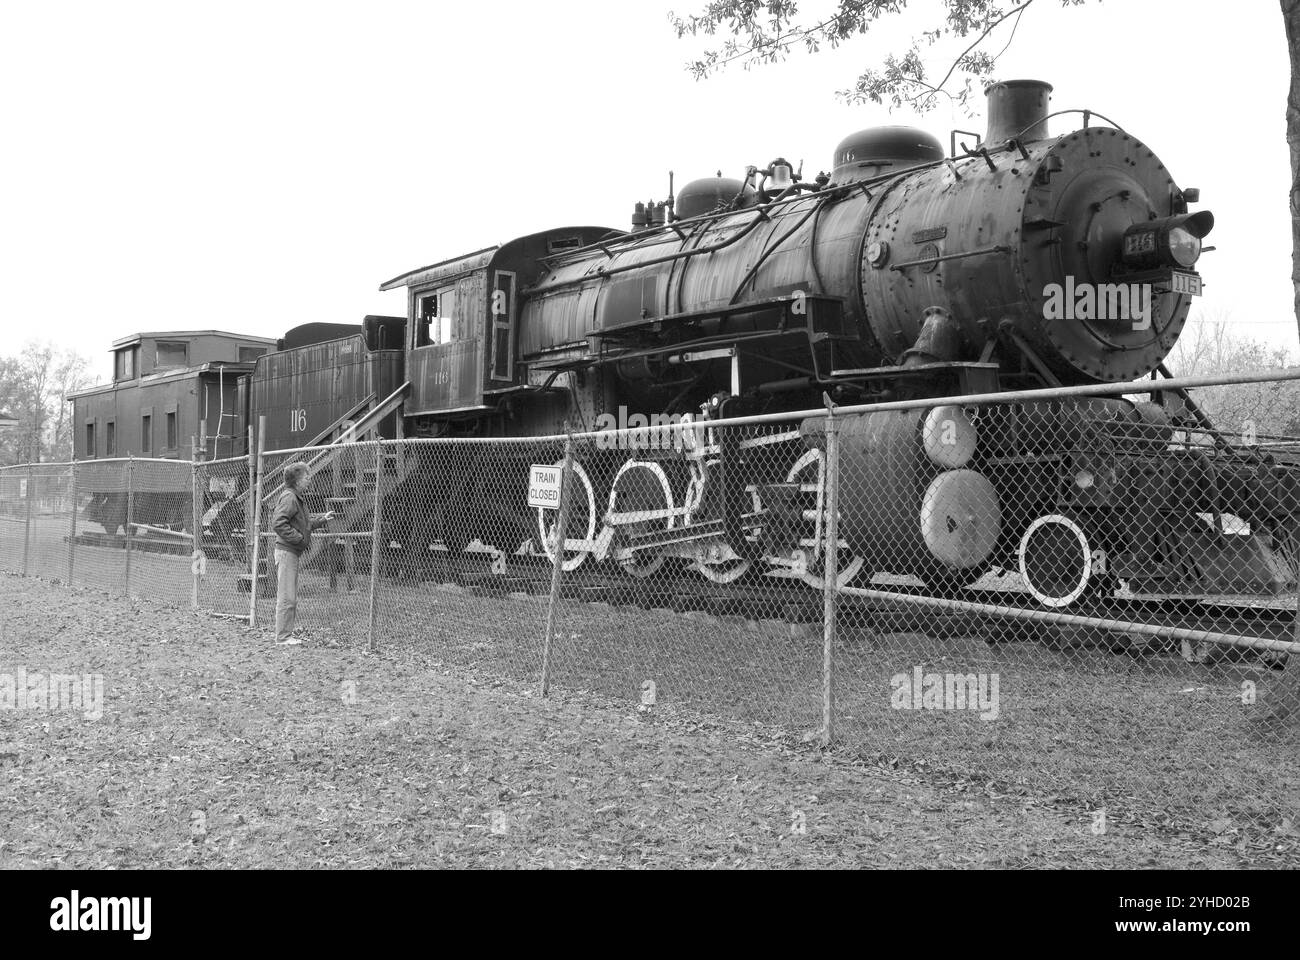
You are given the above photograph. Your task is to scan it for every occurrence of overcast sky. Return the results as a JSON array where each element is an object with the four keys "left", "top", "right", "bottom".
[{"left": 0, "top": 0, "right": 1290, "bottom": 379}]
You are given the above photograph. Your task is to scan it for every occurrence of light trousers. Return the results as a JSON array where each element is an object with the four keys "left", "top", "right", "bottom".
[{"left": 274, "top": 547, "right": 300, "bottom": 641}]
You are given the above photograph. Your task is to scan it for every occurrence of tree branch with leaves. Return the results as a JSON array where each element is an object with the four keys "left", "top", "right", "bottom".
[
  {"left": 670, "top": 0, "right": 1090, "bottom": 113},
  {"left": 672, "top": 0, "right": 1300, "bottom": 339}
]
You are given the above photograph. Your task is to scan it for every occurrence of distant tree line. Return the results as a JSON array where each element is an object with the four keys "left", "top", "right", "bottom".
[
  {"left": 1164, "top": 314, "right": 1300, "bottom": 443},
  {"left": 0, "top": 344, "right": 93, "bottom": 465}
]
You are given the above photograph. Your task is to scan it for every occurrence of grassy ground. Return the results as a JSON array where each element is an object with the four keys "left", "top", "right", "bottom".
[{"left": 3, "top": 573, "right": 1290, "bottom": 868}]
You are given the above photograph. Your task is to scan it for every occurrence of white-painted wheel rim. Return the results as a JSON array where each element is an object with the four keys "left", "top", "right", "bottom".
[
  {"left": 1018, "top": 514, "right": 1092, "bottom": 609},
  {"left": 785, "top": 448, "right": 865, "bottom": 589},
  {"left": 693, "top": 557, "right": 752, "bottom": 584},
  {"left": 607, "top": 459, "right": 673, "bottom": 579}
]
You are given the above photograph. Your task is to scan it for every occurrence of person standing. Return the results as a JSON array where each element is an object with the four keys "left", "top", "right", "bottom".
[{"left": 270, "top": 462, "right": 334, "bottom": 645}]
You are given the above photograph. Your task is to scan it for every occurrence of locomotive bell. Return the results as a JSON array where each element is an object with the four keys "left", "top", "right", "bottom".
[
  {"left": 829, "top": 126, "right": 944, "bottom": 185},
  {"left": 768, "top": 158, "right": 795, "bottom": 192}
]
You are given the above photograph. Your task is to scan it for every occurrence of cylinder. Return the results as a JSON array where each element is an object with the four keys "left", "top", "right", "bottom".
[{"left": 810, "top": 409, "right": 1000, "bottom": 577}]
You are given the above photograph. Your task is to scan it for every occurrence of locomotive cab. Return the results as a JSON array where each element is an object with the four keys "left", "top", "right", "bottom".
[{"left": 380, "top": 226, "right": 620, "bottom": 424}]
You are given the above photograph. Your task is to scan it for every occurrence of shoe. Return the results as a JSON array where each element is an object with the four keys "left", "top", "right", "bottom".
[{"left": 276, "top": 637, "right": 304, "bottom": 646}]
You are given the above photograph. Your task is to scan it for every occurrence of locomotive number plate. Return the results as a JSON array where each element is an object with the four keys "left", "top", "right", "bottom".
[
  {"left": 1168, "top": 271, "right": 1202, "bottom": 297},
  {"left": 527, "top": 465, "right": 563, "bottom": 509}
]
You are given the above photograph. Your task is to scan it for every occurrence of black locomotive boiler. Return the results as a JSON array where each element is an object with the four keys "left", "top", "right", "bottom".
[{"left": 375, "top": 79, "right": 1298, "bottom": 604}]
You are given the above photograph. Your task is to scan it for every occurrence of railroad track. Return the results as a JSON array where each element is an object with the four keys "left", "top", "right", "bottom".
[
  {"left": 70, "top": 531, "right": 192, "bottom": 556},
  {"left": 70, "top": 529, "right": 241, "bottom": 563},
  {"left": 68, "top": 525, "right": 1296, "bottom": 666},
  {"left": 381, "top": 549, "right": 1296, "bottom": 668}
]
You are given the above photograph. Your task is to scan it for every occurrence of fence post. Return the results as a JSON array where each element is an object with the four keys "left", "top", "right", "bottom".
[
  {"left": 244, "top": 425, "right": 255, "bottom": 569},
  {"left": 540, "top": 434, "right": 575, "bottom": 698},
  {"left": 820, "top": 397, "right": 841, "bottom": 749},
  {"left": 124, "top": 456, "right": 135, "bottom": 596},
  {"left": 367, "top": 438, "right": 384, "bottom": 651},
  {"left": 191, "top": 437, "right": 203, "bottom": 611},
  {"left": 22, "top": 461, "right": 34, "bottom": 576},
  {"left": 67, "top": 460, "right": 77, "bottom": 587},
  {"left": 248, "top": 416, "right": 267, "bottom": 628}
]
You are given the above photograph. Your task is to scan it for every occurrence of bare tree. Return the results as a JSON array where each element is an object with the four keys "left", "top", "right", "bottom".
[
  {"left": 1166, "top": 311, "right": 1300, "bottom": 441},
  {"left": 0, "top": 343, "right": 93, "bottom": 464},
  {"left": 48, "top": 351, "right": 92, "bottom": 461},
  {"left": 1286, "top": 0, "right": 1300, "bottom": 336}
]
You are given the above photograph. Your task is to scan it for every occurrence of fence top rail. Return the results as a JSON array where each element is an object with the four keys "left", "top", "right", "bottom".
[
  {"left": 614, "top": 366, "right": 1300, "bottom": 439},
  {"left": 198, "top": 454, "right": 251, "bottom": 468},
  {"left": 250, "top": 366, "right": 1300, "bottom": 455},
  {"left": 0, "top": 461, "right": 75, "bottom": 472},
  {"left": 8, "top": 368, "right": 1296, "bottom": 469},
  {"left": 369, "top": 366, "right": 1300, "bottom": 449},
  {"left": 13, "top": 456, "right": 192, "bottom": 467},
  {"left": 260, "top": 437, "right": 391, "bottom": 459}
]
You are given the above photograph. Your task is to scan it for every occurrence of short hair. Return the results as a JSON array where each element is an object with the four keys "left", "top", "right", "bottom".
[{"left": 283, "top": 462, "right": 310, "bottom": 489}]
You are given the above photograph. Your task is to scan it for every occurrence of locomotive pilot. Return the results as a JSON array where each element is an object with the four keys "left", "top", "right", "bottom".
[{"left": 270, "top": 462, "right": 335, "bottom": 645}]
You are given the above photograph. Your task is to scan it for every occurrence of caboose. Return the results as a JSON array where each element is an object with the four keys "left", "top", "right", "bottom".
[
  {"left": 71, "top": 330, "right": 276, "bottom": 463},
  {"left": 69, "top": 330, "right": 276, "bottom": 533}
]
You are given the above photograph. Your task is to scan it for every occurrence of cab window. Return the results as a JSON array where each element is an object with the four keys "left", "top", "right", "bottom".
[{"left": 415, "top": 289, "right": 458, "bottom": 347}]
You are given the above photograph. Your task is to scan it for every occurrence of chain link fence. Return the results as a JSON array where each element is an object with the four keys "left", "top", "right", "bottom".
[{"left": 2, "top": 372, "right": 1299, "bottom": 849}]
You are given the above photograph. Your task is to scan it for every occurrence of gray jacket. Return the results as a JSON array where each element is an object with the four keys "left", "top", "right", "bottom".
[{"left": 272, "top": 488, "right": 327, "bottom": 556}]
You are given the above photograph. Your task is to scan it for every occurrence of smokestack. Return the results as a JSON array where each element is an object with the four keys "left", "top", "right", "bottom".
[{"left": 984, "top": 79, "right": 1053, "bottom": 145}]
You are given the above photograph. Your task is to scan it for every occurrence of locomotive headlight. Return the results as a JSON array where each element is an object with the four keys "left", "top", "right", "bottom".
[
  {"left": 1166, "top": 227, "right": 1201, "bottom": 268},
  {"left": 1120, "top": 211, "right": 1214, "bottom": 272}
]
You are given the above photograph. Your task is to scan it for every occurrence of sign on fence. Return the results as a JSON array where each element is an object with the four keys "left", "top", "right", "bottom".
[{"left": 527, "top": 464, "right": 562, "bottom": 509}]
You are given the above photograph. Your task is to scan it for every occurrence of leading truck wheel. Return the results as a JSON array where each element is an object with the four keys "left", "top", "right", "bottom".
[{"left": 1018, "top": 514, "right": 1095, "bottom": 608}]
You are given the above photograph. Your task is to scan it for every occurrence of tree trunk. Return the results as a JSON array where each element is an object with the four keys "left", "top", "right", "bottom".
[{"left": 1285, "top": 0, "right": 1300, "bottom": 340}]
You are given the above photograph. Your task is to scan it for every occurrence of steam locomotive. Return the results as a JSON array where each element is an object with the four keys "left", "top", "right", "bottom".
[{"left": 71, "top": 79, "right": 1300, "bottom": 608}]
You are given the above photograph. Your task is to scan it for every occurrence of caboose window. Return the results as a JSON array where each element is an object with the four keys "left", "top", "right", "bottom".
[
  {"left": 166, "top": 412, "right": 178, "bottom": 450},
  {"left": 85, "top": 422, "right": 96, "bottom": 459},
  {"left": 105, "top": 420, "right": 116, "bottom": 457},
  {"left": 238, "top": 346, "right": 266, "bottom": 362},
  {"left": 155, "top": 341, "right": 188, "bottom": 368},
  {"left": 114, "top": 347, "right": 137, "bottom": 381},
  {"left": 141, "top": 414, "right": 152, "bottom": 454},
  {"left": 416, "top": 290, "right": 457, "bottom": 347}
]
